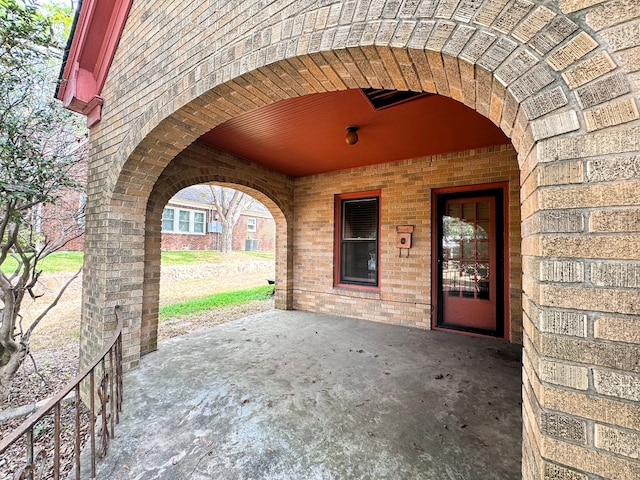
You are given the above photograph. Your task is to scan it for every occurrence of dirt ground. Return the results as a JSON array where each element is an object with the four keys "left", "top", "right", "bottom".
[
  {"left": 2, "top": 254, "right": 275, "bottom": 408},
  {"left": 20, "top": 253, "right": 275, "bottom": 350}
]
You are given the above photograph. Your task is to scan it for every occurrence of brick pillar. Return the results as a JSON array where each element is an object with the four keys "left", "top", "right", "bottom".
[
  {"left": 521, "top": 127, "right": 640, "bottom": 479},
  {"left": 274, "top": 213, "right": 294, "bottom": 310},
  {"left": 80, "top": 206, "right": 146, "bottom": 371},
  {"left": 140, "top": 210, "right": 162, "bottom": 356}
]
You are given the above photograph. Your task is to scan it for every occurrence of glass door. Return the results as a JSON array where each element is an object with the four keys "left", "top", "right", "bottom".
[{"left": 435, "top": 189, "right": 504, "bottom": 337}]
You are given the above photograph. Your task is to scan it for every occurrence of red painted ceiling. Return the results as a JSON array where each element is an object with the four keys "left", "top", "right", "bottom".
[{"left": 200, "top": 89, "right": 510, "bottom": 178}]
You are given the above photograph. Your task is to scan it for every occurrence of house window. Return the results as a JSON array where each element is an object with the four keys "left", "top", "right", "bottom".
[
  {"left": 247, "top": 218, "right": 257, "bottom": 232},
  {"left": 245, "top": 239, "right": 259, "bottom": 251},
  {"left": 162, "top": 207, "right": 206, "bottom": 235},
  {"left": 162, "top": 208, "right": 175, "bottom": 231},
  {"left": 193, "top": 212, "right": 205, "bottom": 234},
  {"left": 178, "top": 210, "right": 190, "bottom": 232},
  {"left": 336, "top": 193, "right": 380, "bottom": 287}
]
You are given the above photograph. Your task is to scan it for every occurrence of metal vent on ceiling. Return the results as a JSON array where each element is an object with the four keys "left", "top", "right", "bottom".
[{"left": 362, "top": 88, "right": 432, "bottom": 110}]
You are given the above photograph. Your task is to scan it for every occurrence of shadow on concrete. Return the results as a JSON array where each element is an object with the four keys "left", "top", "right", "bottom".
[{"left": 90, "top": 310, "right": 522, "bottom": 479}]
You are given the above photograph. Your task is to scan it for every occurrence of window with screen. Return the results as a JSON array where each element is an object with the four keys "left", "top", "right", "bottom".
[
  {"left": 337, "top": 194, "right": 379, "bottom": 287},
  {"left": 162, "top": 207, "right": 206, "bottom": 234},
  {"left": 178, "top": 210, "right": 190, "bottom": 232},
  {"left": 162, "top": 208, "right": 175, "bottom": 231},
  {"left": 193, "top": 212, "right": 205, "bottom": 234}
]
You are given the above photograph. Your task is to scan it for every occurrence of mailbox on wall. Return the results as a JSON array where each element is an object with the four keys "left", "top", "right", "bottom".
[{"left": 396, "top": 225, "right": 414, "bottom": 251}]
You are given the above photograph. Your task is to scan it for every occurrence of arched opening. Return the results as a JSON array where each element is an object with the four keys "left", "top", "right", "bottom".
[
  {"left": 86, "top": 51, "right": 527, "bottom": 475},
  {"left": 154, "top": 184, "right": 276, "bottom": 338},
  {"left": 139, "top": 162, "right": 292, "bottom": 355},
  {"left": 108, "top": 86, "right": 524, "bottom": 479},
  {"left": 94, "top": 45, "right": 536, "bottom": 362},
  {"left": 76, "top": 6, "right": 639, "bottom": 471},
  {"left": 121, "top": 85, "right": 522, "bottom": 355}
]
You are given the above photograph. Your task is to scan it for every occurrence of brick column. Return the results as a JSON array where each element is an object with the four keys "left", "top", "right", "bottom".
[
  {"left": 521, "top": 126, "right": 640, "bottom": 479},
  {"left": 80, "top": 205, "right": 146, "bottom": 371}
]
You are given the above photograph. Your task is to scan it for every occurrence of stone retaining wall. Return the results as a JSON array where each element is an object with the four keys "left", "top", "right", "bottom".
[{"left": 160, "top": 261, "right": 275, "bottom": 283}]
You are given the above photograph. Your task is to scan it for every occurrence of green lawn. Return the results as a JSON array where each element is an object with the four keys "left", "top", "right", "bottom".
[
  {"left": 160, "top": 250, "right": 274, "bottom": 265},
  {"left": 1, "top": 250, "right": 274, "bottom": 274},
  {"left": 159, "top": 285, "right": 274, "bottom": 321},
  {"left": 0, "top": 251, "right": 84, "bottom": 274}
]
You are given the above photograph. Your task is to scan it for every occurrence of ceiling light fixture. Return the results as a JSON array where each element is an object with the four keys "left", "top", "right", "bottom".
[{"left": 345, "top": 126, "right": 359, "bottom": 145}]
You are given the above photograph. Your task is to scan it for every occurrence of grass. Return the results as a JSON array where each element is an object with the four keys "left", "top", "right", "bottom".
[
  {"left": 240, "top": 251, "right": 274, "bottom": 260},
  {"left": 160, "top": 250, "right": 226, "bottom": 265},
  {"left": 0, "top": 251, "right": 84, "bottom": 274},
  {"left": 1, "top": 250, "right": 274, "bottom": 273},
  {"left": 151, "top": 250, "right": 274, "bottom": 266},
  {"left": 159, "top": 285, "right": 274, "bottom": 321}
]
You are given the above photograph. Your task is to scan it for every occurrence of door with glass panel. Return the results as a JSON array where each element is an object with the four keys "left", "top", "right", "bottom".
[{"left": 435, "top": 189, "right": 504, "bottom": 337}]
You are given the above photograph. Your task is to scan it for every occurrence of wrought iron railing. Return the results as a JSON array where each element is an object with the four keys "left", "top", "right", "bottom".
[{"left": 0, "top": 306, "right": 123, "bottom": 479}]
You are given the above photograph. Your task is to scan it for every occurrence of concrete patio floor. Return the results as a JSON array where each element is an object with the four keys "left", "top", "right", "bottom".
[{"left": 91, "top": 310, "right": 523, "bottom": 479}]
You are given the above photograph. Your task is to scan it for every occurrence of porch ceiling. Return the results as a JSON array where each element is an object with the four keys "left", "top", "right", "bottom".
[{"left": 199, "top": 89, "right": 510, "bottom": 178}]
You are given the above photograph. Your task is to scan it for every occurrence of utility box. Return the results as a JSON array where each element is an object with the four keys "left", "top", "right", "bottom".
[
  {"left": 208, "top": 221, "right": 222, "bottom": 233},
  {"left": 396, "top": 225, "right": 414, "bottom": 249}
]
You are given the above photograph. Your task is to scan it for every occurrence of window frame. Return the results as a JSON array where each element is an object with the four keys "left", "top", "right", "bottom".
[
  {"left": 334, "top": 191, "right": 381, "bottom": 290},
  {"left": 247, "top": 217, "right": 257, "bottom": 232},
  {"left": 162, "top": 207, "right": 206, "bottom": 235},
  {"left": 178, "top": 210, "right": 191, "bottom": 233},
  {"left": 193, "top": 211, "right": 205, "bottom": 234},
  {"left": 162, "top": 208, "right": 175, "bottom": 232}
]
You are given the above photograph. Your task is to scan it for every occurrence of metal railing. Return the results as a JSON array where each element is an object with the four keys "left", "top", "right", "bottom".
[{"left": 0, "top": 306, "right": 123, "bottom": 480}]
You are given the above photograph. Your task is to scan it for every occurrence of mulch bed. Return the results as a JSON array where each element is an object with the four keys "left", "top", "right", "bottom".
[
  {"left": 1, "top": 403, "right": 90, "bottom": 480},
  {"left": 0, "top": 343, "right": 88, "bottom": 480}
]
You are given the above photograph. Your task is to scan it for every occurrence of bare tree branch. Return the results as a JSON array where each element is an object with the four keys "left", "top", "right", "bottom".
[
  {"left": 206, "top": 186, "right": 254, "bottom": 253},
  {"left": 22, "top": 267, "right": 81, "bottom": 343}
]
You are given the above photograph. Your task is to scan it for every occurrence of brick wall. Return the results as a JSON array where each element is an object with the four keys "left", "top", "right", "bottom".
[
  {"left": 161, "top": 232, "right": 210, "bottom": 250},
  {"left": 40, "top": 188, "right": 85, "bottom": 251},
  {"left": 232, "top": 215, "right": 276, "bottom": 252},
  {"left": 293, "top": 145, "right": 522, "bottom": 338},
  {"left": 76, "top": 1, "right": 640, "bottom": 479},
  {"left": 40, "top": 144, "right": 88, "bottom": 252}
]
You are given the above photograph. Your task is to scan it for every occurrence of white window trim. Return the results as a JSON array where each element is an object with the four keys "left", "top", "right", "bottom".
[
  {"left": 247, "top": 217, "right": 257, "bottom": 232},
  {"left": 162, "top": 207, "right": 206, "bottom": 235},
  {"left": 162, "top": 208, "right": 175, "bottom": 232}
]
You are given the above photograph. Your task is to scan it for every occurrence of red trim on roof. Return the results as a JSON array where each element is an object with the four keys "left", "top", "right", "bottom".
[{"left": 56, "top": 0, "right": 133, "bottom": 127}]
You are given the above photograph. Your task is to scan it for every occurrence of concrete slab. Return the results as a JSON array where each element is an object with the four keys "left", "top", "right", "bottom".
[{"left": 90, "top": 310, "right": 522, "bottom": 479}]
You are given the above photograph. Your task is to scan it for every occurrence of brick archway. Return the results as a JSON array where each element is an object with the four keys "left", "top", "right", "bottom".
[
  {"left": 79, "top": 2, "right": 640, "bottom": 479},
  {"left": 139, "top": 144, "right": 294, "bottom": 355}
]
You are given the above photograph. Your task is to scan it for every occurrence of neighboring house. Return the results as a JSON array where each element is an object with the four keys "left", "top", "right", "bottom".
[
  {"left": 40, "top": 180, "right": 273, "bottom": 253},
  {"left": 38, "top": 190, "right": 86, "bottom": 252},
  {"left": 56, "top": 2, "right": 640, "bottom": 479},
  {"left": 160, "top": 185, "right": 275, "bottom": 252}
]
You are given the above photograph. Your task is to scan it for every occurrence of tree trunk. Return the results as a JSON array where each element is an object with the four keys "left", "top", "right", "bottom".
[
  {"left": 208, "top": 186, "right": 253, "bottom": 255},
  {"left": 0, "top": 341, "right": 27, "bottom": 402},
  {"left": 220, "top": 223, "right": 233, "bottom": 253}
]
